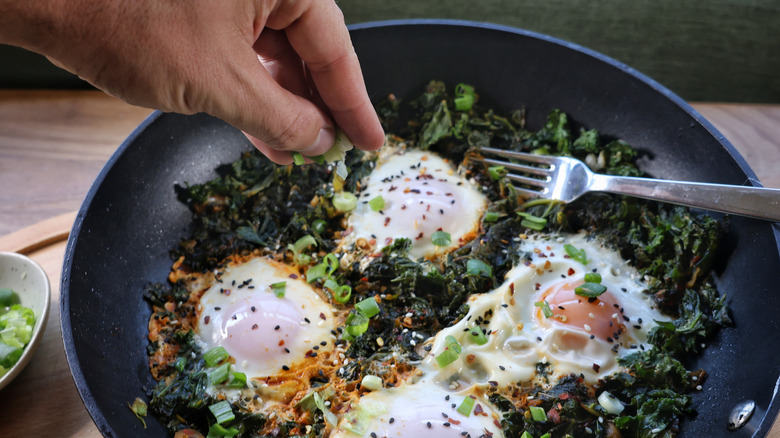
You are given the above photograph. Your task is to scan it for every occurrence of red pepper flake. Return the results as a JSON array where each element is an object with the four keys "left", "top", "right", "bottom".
[
  {"left": 422, "top": 214, "right": 427, "bottom": 220},
  {"left": 279, "top": 340, "right": 285, "bottom": 346},
  {"left": 204, "top": 316, "right": 210, "bottom": 325},
  {"left": 567, "top": 267, "right": 575, "bottom": 276},
  {"left": 448, "top": 418, "right": 461, "bottom": 425},
  {"left": 426, "top": 191, "right": 433, "bottom": 196},
  {"left": 509, "top": 283, "right": 515, "bottom": 295},
  {"left": 289, "top": 273, "right": 298, "bottom": 279},
  {"left": 559, "top": 393, "right": 571, "bottom": 400},
  {"left": 474, "top": 403, "right": 485, "bottom": 416},
  {"left": 592, "top": 363, "right": 601, "bottom": 372},
  {"left": 360, "top": 277, "right": 369, "bottom": 282},
  {"left": 251, "top": 324, "right": 258, "bottom": 330},
  {"left": 494, "top": 419, "right": 502, "bottom": 428},
  {"left": 426, "top": 204, "right": 431, "bottom": 211},
  {"left": 388, "top": 185, "right": 397, "bottom": 192},
  {"left": 535, "top": 283, "right": 541, "bottom": 291},
  {"left": 401, "top": 205, "right": 407, "bottom": 210},
  {"left": 548, "top": 408, "right": 561, "bottom": 424},
  {"left": 320, "top": 312, "right": 327, "bottom": 320},
  {"left": 224, "top": 289, "right": 231, "bottom": 296},
  {"left": 385, "top": 237, "right": 393, "bottom": 245},
  {"left": 415, "top": 232, "right": 424, "bottom": 240},
  {"left": 384, "top": 217, "right": 391, "bottom": 226}
]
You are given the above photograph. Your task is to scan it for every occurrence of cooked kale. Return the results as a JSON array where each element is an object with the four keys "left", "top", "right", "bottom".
[{"left": 145, "top": 80, "right": 730, "bottom": 438}]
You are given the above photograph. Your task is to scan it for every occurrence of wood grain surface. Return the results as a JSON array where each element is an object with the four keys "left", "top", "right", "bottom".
[{"left": 0, "top": 91, "right": 778, "bottom": 437}]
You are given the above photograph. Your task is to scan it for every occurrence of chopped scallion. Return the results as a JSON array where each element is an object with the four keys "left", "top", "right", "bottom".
[
  {"left": 518, "top": 212, "right": 547, "bottom": 230},
  {"left": 334, "top": 285, "right": 352, "bottom": 304},
  {"left": 564, "top": 243, "right": 588, "bottom": 264},
  {"left": 466, "top": 259, "right": 493, "bottom": 277},
  {"left": 311, "top": 219, "right": 328, "bottom": 234},
  {"left": 454, "top": 83, "right": 476, "bottom": 111},
  {"left": 332, "top": 191, "right": 357, "bottom": 212},
  {"left": 361, "top": 374, "right": 383, "bottom": 391},
  {"left": 484, "top": 211, "right": 499, "bottom": 222},
  {"left": 456, "top": 396, "right": 476, "bottom": 416},
  {"left": 208, "top": 400, "right": 235, "bottom": 425},
  {"left": 535, "top": 300, "right": 553, "bottom": 318},
  {"left": 521, "top": 432, "right": 534, "bottom": 438},
  {"left": 434, "top": 348, "right": 459, "bottom": 368},
  {"left": 291, "top": 152, "right": 305, "bottom": 166},
  {"left": 128, "top": 397, "right": 148, "bottom": 428},
  {"left": 206, "top": 423, "right": 239, "bottom": 438},
  {"left": 469, "top": 326, "right": 488, "bottom": 345},
  {"left": 488, "top": 165, "right": 506, "bottom": 181},
  {"left": 369, "top": 195, "right": 385, "bottom": 212},
  {"left": 584, "top": 272, "right": 602, "bottom": 283},
  {"left": 355, "top": 297, "right": 380, "bottom": 318},
  {"left": 431, "top": 230, "right": 451, "bottom": 247},
  {"left": 529, "top": 405, "right": 547, "bottom": 422},
  {"left": 445, "top": 335, "right": 462, "bottom": 354},
  {"left": 226, "top": 371, "right": 247, "bottom": 389},
  {"left": 344, "top": 313, "right": 369, "bottom": 339},
  {"left": 208, "top": 362, "right": 230, "bottom": 385},
  {"left": 270, "top": 281, "right": 286, "bottom": 298},
  {"left": 203, "top": 346, "right": 229, "bottom": 367},
  {"left": 306, "top": 263, "right": 328, "bottom": 284},
  {"left": 575, "top": 282, "right": 608, "bottom": 298}
]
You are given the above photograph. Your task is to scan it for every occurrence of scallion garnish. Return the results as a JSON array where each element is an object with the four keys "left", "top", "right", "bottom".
[
  {"left": 288, "top": 235, "right": 317, "bottom": 265},
  {"left": 431, "top": 230, "right": 451, "bottom": 247},
  {"left": 306, "top": 263, "right": 328, "bottom": 284},
  {"left": 564, "top": 243, "right": 589, "bottom": 264},
  {"left": 203, "top": 346, "right": 229, "bottom": 367},
  {"left": 469, "top": 326, "right": 488, "bottom": 345},
  {"left": 361, "top": 374, "right": 383, "bottom": 391},
  {"left": 456, "top": 396, "right": 476, "bottom": 416},
  {"left": 584, "top": 272, "right": 602, "bottom": 284},
  {"left": 355, "top": 297, "right": 380, "bottom": 318},
  {"left": 208, "top": 362, "right": 230, "bottom": 385},
  {"left": 445, "top": 335, "right": 462, "bottom": 354},
  {"left": 575, "top": 282, "right": 608, "bottom": 298},
  {"left": 226, "top": 371, "right": 247, "bottom": 389},
  {"left": 488, "top": 165, "right": 506, "bottom": 181},
  {"left": 520, "top": 432, "right": 534, "bottom": 438},
  {"left": 484, "top": 211, "right": 499, "bottom": 222},
  {"left": 369, "top": 195, "right": 385, "bottom": 212},
  {"left": 535, "top": 300, "right": 554, "bottom": 318},
  {"left": 517, "top": 212, "right": 547, "bottom": 231},
  {"left": 292, "top": 152, "right": 305, "bottom": 166},
  {"left": 323, "top": 253, "right": 339, "bottom": 276},
  {"left": 270, "top": 281, "right": 286, "bottom": 298},
  {"left": 454, "top": 83, "right": 476, "bottom": 111},
  {"left": 466, "top": 259, "right": 493, "bottom": 277},
  {"left": 344, "top": 312, "right": 369, "bottom": 339},
  {"left": 332, "top": 191, "right": 357, "bottom": 212},
  {"left": 334, "top": 285, "right": 352, "bottom": 304},
  {"left": 529, "top": 405, "right": 547, "bottom": 422},
  {"left": 209, "top": 400, "right": 235, "bottom": 424},
  {"left": 434, "top": 348, "right": 459, "bottom": 368},
  {"left": 206, "top": 423, "right": 239, "bottom": 438}
]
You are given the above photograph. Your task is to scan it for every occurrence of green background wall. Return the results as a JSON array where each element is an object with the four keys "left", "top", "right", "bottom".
[{"left": 1, "top": 0, "right": 778, "bottom": 102}]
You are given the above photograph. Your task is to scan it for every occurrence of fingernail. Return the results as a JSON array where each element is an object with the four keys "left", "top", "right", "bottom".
[{"left": 304, "top": 126, "right": 335, "bottom": 155}]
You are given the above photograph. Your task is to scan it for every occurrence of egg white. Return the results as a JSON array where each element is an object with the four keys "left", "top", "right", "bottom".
[
  {"left": 343, "top": 148, "right": 487, "bottom": 260},
  {"left": 420, "top": 232, "right": 670, "bottom": 386},
  {"left": 196, "top": 257, "right": 337, "bottom": 382},
  {"left": 330, "top": 376, "right": 504, "bottom": 438}
]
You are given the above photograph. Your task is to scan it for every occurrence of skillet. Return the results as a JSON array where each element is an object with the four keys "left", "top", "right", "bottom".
[{"left": 61, "top": 20, "right": 780, "bottom": 437}]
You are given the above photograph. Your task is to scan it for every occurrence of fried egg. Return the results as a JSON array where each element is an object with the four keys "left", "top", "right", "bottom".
[
  {"left": 196, "top": 257, "right": 336, "bottom": 381},
  {"left": 421, "top": 232, "right": 669, "bottom": 386},
  {"left": 344, "top": 148, "right": 487, "bottom": 260},
  {"left": 330, "top": 377, "right": 504, "bottom": 438}
]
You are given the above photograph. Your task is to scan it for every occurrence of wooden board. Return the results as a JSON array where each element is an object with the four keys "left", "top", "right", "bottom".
[{"left": 0, "top": 211, "right": 102, "bottom": 437}]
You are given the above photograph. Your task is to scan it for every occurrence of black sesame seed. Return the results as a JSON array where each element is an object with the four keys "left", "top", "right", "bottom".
[
  {"left": 274, "top": 325, "right": 280, "bottom": 330},
  {"left": 282, "top": 365, "right": 289, "bottom": 370}
]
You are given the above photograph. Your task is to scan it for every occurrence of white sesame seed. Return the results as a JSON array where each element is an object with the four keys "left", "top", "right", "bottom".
[
  {"left": 588, "top": 312, "right": 595, "bottom": 319},
  {"left": 584, "top": 324, "right": 592, "bottom": 332}
]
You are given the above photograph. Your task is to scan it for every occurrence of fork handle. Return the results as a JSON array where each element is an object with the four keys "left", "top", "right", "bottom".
[{"left": 591, "top": 174, "right": 780, "bottom": 221}]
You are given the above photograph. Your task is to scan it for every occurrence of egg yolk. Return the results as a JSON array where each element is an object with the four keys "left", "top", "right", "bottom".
[
  {"left": 208, "top": 294, "right": 302, "bottom": 368},
  {"left": 537, "top": 280, "right": 626, "bottom": 343}
]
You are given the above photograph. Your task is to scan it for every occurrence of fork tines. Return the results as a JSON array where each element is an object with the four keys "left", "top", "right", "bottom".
[{"left": 479, "top": 147, "right": 552, "bottom": 197}]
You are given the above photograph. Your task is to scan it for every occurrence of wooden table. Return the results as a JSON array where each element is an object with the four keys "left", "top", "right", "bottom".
[{"left": 0, "top": 90, "right": 778, "bottom": 436}]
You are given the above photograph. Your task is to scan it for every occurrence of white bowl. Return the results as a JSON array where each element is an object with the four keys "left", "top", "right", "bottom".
[{"left": 0, "top": 252, "right": 51, "bottom": 391}]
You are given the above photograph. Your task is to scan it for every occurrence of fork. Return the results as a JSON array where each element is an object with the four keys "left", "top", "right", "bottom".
[{"left": 479, "top": 147, "right": 780, "bottom": 221}]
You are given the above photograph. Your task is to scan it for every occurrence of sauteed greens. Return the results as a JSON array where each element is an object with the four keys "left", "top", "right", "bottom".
[{"left": 144, "top": 81, "right": 730, "bottom": 438}]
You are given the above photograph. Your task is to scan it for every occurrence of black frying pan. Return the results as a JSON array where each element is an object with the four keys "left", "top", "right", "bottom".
[{"left": 61, "top": 20, "right": 780, "bottom": 437}]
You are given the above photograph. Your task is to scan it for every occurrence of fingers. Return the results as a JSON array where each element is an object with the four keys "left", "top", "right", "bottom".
[{"left": 270, "top": 0, "right": 385, "bottom": 151}]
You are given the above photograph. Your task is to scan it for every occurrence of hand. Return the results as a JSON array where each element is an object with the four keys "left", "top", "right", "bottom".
[{"left": 0, "top": 0, "right": 385, "bottom": 164}]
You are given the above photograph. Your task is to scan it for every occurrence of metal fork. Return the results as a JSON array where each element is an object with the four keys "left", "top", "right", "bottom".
[{"left": 479, "top": 147, "right": 780, "bottom": 221}]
